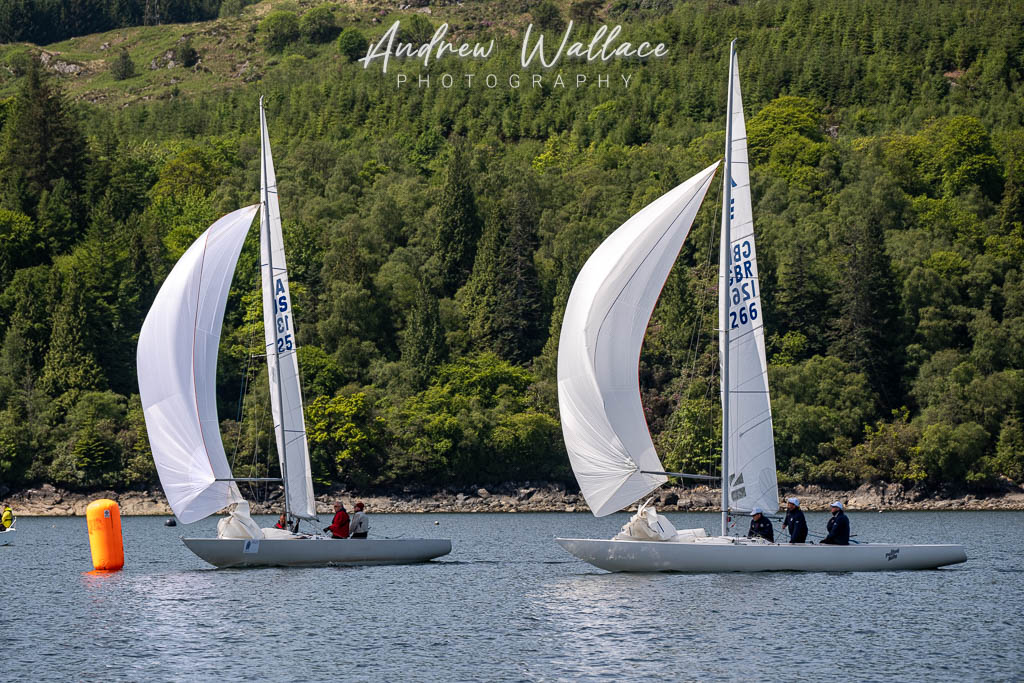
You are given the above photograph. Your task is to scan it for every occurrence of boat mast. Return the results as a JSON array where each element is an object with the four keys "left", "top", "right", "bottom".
[
  {"left": 720, "top": 40, "right": 736, "bottom": 536},
  {"left": 260, "top": 96, "right": 292, "bottom": 524}
]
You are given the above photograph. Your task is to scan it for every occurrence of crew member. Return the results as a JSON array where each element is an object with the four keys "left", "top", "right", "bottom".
[
  {"left": 820, "top": 501, "right": 850, "bottom": 545},
  {"left": 350, "top": 501, "right": 369, "bottom": 539},
  {"left": 781, "top": 497, "right": 808, "bottom": 543},
  {"left": 746, "top": 507, "right": 774, "bottom": 542},
  {"left": 324, "top": 501, "right": 350, "bottom": 539},
  {"left": 274, "top": 513, "right": 287, "bottom": 530},
  {"left": 1, "top": 503, "right": 12, "bottom": 530}
]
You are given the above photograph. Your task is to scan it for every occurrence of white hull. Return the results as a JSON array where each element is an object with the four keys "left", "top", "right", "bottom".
[
  {"left": 555, "top": 536, "right": 967, "bottom": 573},
  {"left": 183, "top": 537, "right": 452, "bottom": 568},
  {"left": 0, "top": 528, "right": 13, "bottom": 546}
]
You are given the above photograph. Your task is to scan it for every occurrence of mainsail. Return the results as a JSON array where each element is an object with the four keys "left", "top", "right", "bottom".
[
  {"left": 259, "top": 102, "right": 316, "bottom": 520},
  {"left": 138, "top": 205, "right": 260, "bottom": 524},
  {"left": 558, "top": 163, "right": 720, "bottom": 517},
  {"left": 719, "top": 51, "right": 779, "bottom": 514}
]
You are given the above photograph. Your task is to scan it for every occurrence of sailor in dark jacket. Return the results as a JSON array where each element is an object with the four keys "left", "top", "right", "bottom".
[
  {"left": 746, "top": 507, "right": 774, "bottom": 542},
  {"left": 781, "top": 497, "right": 808, "bottom": 543},
  {"left": 820, "top": 501, "right": 850, "bottom": 545}
]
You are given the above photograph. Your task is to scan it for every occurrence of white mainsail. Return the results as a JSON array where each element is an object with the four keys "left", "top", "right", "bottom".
[
  {"left": 138, "top": 205, "right": 260, "bottom": 524},
  {"left": 259, "top": 101, "right": 316, "bottom": 520},
  {"left": 558, "top": 163, "right": 720, "bottom": 517},
  {"left": 719, "top": 51, "right": 779, "bottom": 514}
]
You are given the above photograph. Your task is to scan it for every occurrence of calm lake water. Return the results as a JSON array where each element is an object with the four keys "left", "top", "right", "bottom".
[{"left": 2, "top": 510, "right": 1022, "bottom": 681}]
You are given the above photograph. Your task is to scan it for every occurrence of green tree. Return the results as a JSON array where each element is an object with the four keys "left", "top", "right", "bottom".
[
  {"left": 530, "top": 0, "right": 565, "bottom": 32},
  {"left": 400, "top": 289, "right": 447, "bottom": 390},
  {"left": 307, "top": 392, "right": 386, "bottom": 487},
  {"left": 432, "top": 141, "right": 482, "bottom": 297},
  {"left": 828, "top": 178, "right": 903, "bottom": 407},
  {"left": 111, "top": 50, "right": 136, "bottom": 80},
  {"left": 0, "top": 209, "right": 43, "bottom": 291},
  {"left": 260, "top": 11, "right": 300, "bottom": 53},
  {"left": 462, "top": 182, "right": 545, "bottom": 364},
  {"left": 300, "top": 5, "right": 337, "bottom": 43},
  {"left": 337, "top": 27, "right": 368, "bottom": 62},
  {"left": 173, "top": 39, "right": 199, "bottom": 68},
  {"left": 39, "top": 266, "right": 105, "bottom": 398},
  {"left": 398, "top": 14, "right": 435, "bottom": 44},
  {"left": 0, "top": 62, "right": 88, "bottom": 218}
]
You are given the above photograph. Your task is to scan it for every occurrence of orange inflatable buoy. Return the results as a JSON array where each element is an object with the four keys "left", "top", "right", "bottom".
[{"left": 86, "top": 499, "right": 124, "bottom": 571}]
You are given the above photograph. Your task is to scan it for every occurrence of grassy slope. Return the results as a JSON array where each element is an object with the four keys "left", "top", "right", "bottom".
[{"left": 0, "top": 0, "right": 555, "bottom": 106}]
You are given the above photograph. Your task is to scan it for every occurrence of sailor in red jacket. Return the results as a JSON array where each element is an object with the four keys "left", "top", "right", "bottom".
[{"left": 324, "top": 501, "right": 350, "bottom": 539}]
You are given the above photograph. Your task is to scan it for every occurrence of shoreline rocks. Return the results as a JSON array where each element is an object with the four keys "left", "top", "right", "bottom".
[{"left": 4, "top": 481, "right": 1023, "bottom": 517}]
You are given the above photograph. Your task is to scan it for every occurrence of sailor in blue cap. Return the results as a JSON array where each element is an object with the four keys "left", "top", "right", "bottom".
[
  {"left": 820, "top": 501, "right": 850, "bottom": 545},
  {"left": 782, "top": 497, "right": 808, "bottom": 543},
  {"left": 746, "top": 506, "right": 774, "bottom": 542}
]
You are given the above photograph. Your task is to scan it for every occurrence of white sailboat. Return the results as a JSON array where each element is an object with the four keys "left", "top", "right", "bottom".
[
  {"left": 137, "top": 98, "right": 451, "bottom": 568},
  {"left": 554, "top": 43, "right": 966, "bottom": 572},
  {"left": 0, "top": 524, "right": 14, "bottom": 546}
]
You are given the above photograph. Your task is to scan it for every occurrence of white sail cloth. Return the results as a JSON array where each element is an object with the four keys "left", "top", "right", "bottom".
[
  {"left": 558, "top": 163, "right": 719, "bottom": 517},
  {"left": 138, "top": 205, "right": 259, "bottom": 524},
  {"left": 720, "top": 54, "right": 779, "bottom": 514},
  {"left": 260, "top": 103, "right": 316, "bottom": 520}
]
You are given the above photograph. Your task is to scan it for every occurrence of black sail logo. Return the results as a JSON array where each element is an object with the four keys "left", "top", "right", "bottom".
[{"left": 730, "top": 473, "right": 746, "bottom": 502}]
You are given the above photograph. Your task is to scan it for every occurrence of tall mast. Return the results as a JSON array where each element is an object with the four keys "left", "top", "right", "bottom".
[
  {"left": 720, "top": 40, "right": 736, "bottom": 536},
  {"left": 260, "top": 96, "right": 291, "bottom": 522}
]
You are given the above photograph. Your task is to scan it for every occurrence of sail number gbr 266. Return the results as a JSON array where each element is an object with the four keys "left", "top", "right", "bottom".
[
  {"left": 273, "top": 277, "right": 294, "bottom": 353},
  {"left": 728, "top": 239, "right": 759, "bottom": 330}
]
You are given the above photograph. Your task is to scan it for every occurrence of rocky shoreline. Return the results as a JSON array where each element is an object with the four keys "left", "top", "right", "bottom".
[{"left": 5, "top": 481, "right": 1024, "bottom": 517}]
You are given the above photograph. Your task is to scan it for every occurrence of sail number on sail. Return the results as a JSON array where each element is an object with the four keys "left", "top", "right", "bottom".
[
  {"left": 274, "top": 277, "right": 294, "bottom": 352},
  {"left": 727, "top": 239, "right": 758, "bottom": 330}
]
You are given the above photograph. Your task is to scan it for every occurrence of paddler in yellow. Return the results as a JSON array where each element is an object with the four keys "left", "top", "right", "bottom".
[{"left": 1, "top": 503, "right": 12, "bottom": 530}]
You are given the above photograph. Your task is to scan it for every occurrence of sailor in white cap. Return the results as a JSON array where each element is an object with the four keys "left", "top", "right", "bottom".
[
  {"left": 782, "top": 497, "right": 807, "bottom": 543},
  {"left": 746, "top": 506, "right": 774, "bottom": 542},
  {"left": 820, "top": 501, "right": 850, "bottom": 545}
]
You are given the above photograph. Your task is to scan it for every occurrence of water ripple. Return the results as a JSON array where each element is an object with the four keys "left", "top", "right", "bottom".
[{"left": 2, "top": 511, "right": 1022, "bottom": 680}]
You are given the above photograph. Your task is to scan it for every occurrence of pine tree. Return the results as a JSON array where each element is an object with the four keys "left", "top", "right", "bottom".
[
  {"left": 39, "top": 266, "right": 105, "bottom": 397},
  {"left": 0, "top": 61, "right": 88, "bottom": 218},
  {"left": 400, "top": 289, "right": 447, "bottom": 390},
  {"left": 774, "top": 240, "right": 830, "bottom": 357},
  {"left": 433, "top": 141, "right": 482, "bottom": 297},
  {"left": 829, "top": 182, "right": 902, "bottom": 408},
  {"left": 110, "top": 49, "right": 136, "bottom": 80},
  {"left": 463, "top": 184, "right": 544, "bottom": 364}
]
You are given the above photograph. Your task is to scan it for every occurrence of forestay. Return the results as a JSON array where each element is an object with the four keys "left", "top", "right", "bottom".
[
  {"left": 558, "top": 163, "right": 719, "bottom": 517},
  {"left": 259, "top": 103, "right": 316, "bottom": 520},
  {"left": 720, "top": 54, "right": 779, "bottom": 514},
  {"left": 138, "top": 205, "right": 260, "bottom": 524}
]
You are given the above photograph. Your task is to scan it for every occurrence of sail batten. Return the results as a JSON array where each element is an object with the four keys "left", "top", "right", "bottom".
[
  {"left": 558, "top": 163, "right": 720, "bottom": 517},
  {"left": 138, "top": 205, "right": 260, "bottom": 524}
]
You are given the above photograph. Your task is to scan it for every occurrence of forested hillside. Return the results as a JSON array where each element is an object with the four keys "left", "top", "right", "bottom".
[{"left": 0, "top": 0, "right": 1022, "bottom": 496}]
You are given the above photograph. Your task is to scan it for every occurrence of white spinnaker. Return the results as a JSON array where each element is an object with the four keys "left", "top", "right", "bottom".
[
  {"left": 260, "top": 102, "right": 316, "bottom": 520},
  {"left": 138, "top": 205, "right": 259, "bottom": 524},
  {"left": 720, "top": 55, "right": 779, "bottom": 514},
  {"left": 558, "top": 163, "right": 720, "bottom": 517}
]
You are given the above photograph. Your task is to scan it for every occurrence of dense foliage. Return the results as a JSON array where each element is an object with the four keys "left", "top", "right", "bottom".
[
  {"left": 0, "top": 0, "right": 1022, "bottom": 497},
  {"left": 0, "top": 0, "right": 226, "bottom": 45}
]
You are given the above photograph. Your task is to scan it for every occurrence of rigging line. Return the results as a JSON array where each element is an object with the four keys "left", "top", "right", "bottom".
[
  {"left": 678, "top": 178, "right": 720, "bottom": 456},
  {"left": 684, "top": 185, "right": 720, "bottom": 378},
  {"left": 230, "top": 322, "right": 258, "bottom": 470},
  {"left": 242, "top": 306, "right": 266, "bottom": 502}
]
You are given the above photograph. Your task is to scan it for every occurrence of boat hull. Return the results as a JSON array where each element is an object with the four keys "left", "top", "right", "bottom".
[
  {"left": 183, "top": 537, "right": 452, "bottom": 568},
  {"left": 0, "top": 528, "right": 13, "bottom": 546},
  {"left": 555, "top": 537, "right": 967, "bottom": 572}
]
